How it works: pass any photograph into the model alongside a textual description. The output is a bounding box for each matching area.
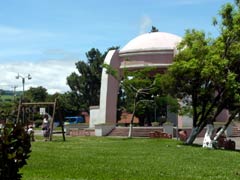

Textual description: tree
[46,92,80,117]
[0,101,16,121]
[150,26,159,32]
[57,92,82,116]
[211,0,240,142]
[67,47,118,112]
[103,64,178,137]
[123,68,156,137]
[0,123,31,180]
[25,86,48,102]
[166,0,240,145]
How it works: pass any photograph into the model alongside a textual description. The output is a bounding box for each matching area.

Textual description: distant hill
[0,89,22,96]
[0,89,22,102]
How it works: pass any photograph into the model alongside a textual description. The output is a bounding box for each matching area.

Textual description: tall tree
[25,86,48,102]
[166,0,240,145]
[46,92,80,117]
[67,47,118,112]
[211,0,240,142]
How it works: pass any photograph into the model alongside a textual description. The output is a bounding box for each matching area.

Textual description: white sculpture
[202,124,214,148]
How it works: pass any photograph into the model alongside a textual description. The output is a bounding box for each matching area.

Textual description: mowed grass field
[21,136,240,180]
[0,95,14,101]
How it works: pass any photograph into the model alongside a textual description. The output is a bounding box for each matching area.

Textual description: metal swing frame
[17,99,65,141]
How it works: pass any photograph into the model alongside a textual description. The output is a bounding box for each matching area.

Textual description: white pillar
[89,50,121,127]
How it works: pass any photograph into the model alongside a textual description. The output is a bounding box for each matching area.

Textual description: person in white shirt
[42,114,50,141]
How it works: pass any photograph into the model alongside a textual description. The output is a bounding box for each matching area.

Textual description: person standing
[27,125,35,141]
[42,114,50,141]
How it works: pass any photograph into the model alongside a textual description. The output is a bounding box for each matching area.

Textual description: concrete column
[89,50,121,127]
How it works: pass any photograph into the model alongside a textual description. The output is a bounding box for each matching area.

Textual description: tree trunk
[128,98,137,138]
[213,110,238,141]
[128,123,133,138]
[213,126,226,141]
[213,116,234,141]
[128,106,136,138]
[185,127,200,145]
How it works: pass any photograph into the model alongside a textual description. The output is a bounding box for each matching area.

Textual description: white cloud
[0,60,77,94]
[0,24,57,44]
[139,15,152,34]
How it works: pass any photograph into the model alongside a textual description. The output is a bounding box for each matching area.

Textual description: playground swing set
[17,99,65,141]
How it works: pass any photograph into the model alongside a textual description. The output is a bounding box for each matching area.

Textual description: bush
[151,122,159,126]
[0,123,31,180]
[34,119,43,128]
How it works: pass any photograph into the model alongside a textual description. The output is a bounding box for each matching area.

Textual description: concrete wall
[89,50,121,128]
[120,52,174,64]
[89,106,100,128]
[167,111,178,126]
[178,115,193,128]
[216,109,229,122]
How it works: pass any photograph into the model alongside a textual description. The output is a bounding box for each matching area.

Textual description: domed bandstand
[88,31,236,137]
[89,32,185,134]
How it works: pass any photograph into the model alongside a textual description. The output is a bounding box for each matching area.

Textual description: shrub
[34,119,43,128]
[151,122,159,126]
[0,123,31,180]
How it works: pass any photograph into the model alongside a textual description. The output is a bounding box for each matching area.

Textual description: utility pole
[12,85,18,101]
[16,73,32,124]
[16,73,32,99]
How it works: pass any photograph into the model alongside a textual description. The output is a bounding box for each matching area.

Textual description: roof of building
[120,32,182,54]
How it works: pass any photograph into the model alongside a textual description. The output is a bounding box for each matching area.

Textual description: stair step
[108,127,164,137]
[232,127,240,137]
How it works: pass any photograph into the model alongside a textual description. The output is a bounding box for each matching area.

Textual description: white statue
[202,124,214,148]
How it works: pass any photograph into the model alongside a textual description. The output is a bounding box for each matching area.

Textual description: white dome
[120,32,182,54]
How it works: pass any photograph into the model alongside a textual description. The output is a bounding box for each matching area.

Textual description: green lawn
[0,94,14,101]
[21,136,240,180]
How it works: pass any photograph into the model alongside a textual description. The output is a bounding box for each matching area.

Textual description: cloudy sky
[0,0,231,94]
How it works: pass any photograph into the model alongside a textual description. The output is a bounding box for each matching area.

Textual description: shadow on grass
[181,141,240,152]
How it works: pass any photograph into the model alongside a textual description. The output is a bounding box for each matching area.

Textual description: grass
[0,94,14,101]
[21,136,240,180]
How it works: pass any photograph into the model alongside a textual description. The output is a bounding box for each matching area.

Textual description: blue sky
[0,0,232,93]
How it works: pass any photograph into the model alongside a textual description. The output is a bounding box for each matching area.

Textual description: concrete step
[232,127,240,137]
[109,127,164,137]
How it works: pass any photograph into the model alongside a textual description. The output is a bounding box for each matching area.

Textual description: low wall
[163,124,173,136]
[69,128,95,136]
[64,123,89,135]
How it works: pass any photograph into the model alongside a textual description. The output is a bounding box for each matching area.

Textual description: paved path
[34,130,43,135]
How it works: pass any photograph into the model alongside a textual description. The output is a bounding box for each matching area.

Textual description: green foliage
[0,123,31,180]
[122,68,179,124]
[165,0,240,144]
[25,86,48,102]
[21,137,240,180]
[34,119,43,128]
[67,48,115,111]
[56,92,81,116]
[1,95,14,102]
[102,63,119,80]
[0,101,17,121]
[103,64,179,125]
